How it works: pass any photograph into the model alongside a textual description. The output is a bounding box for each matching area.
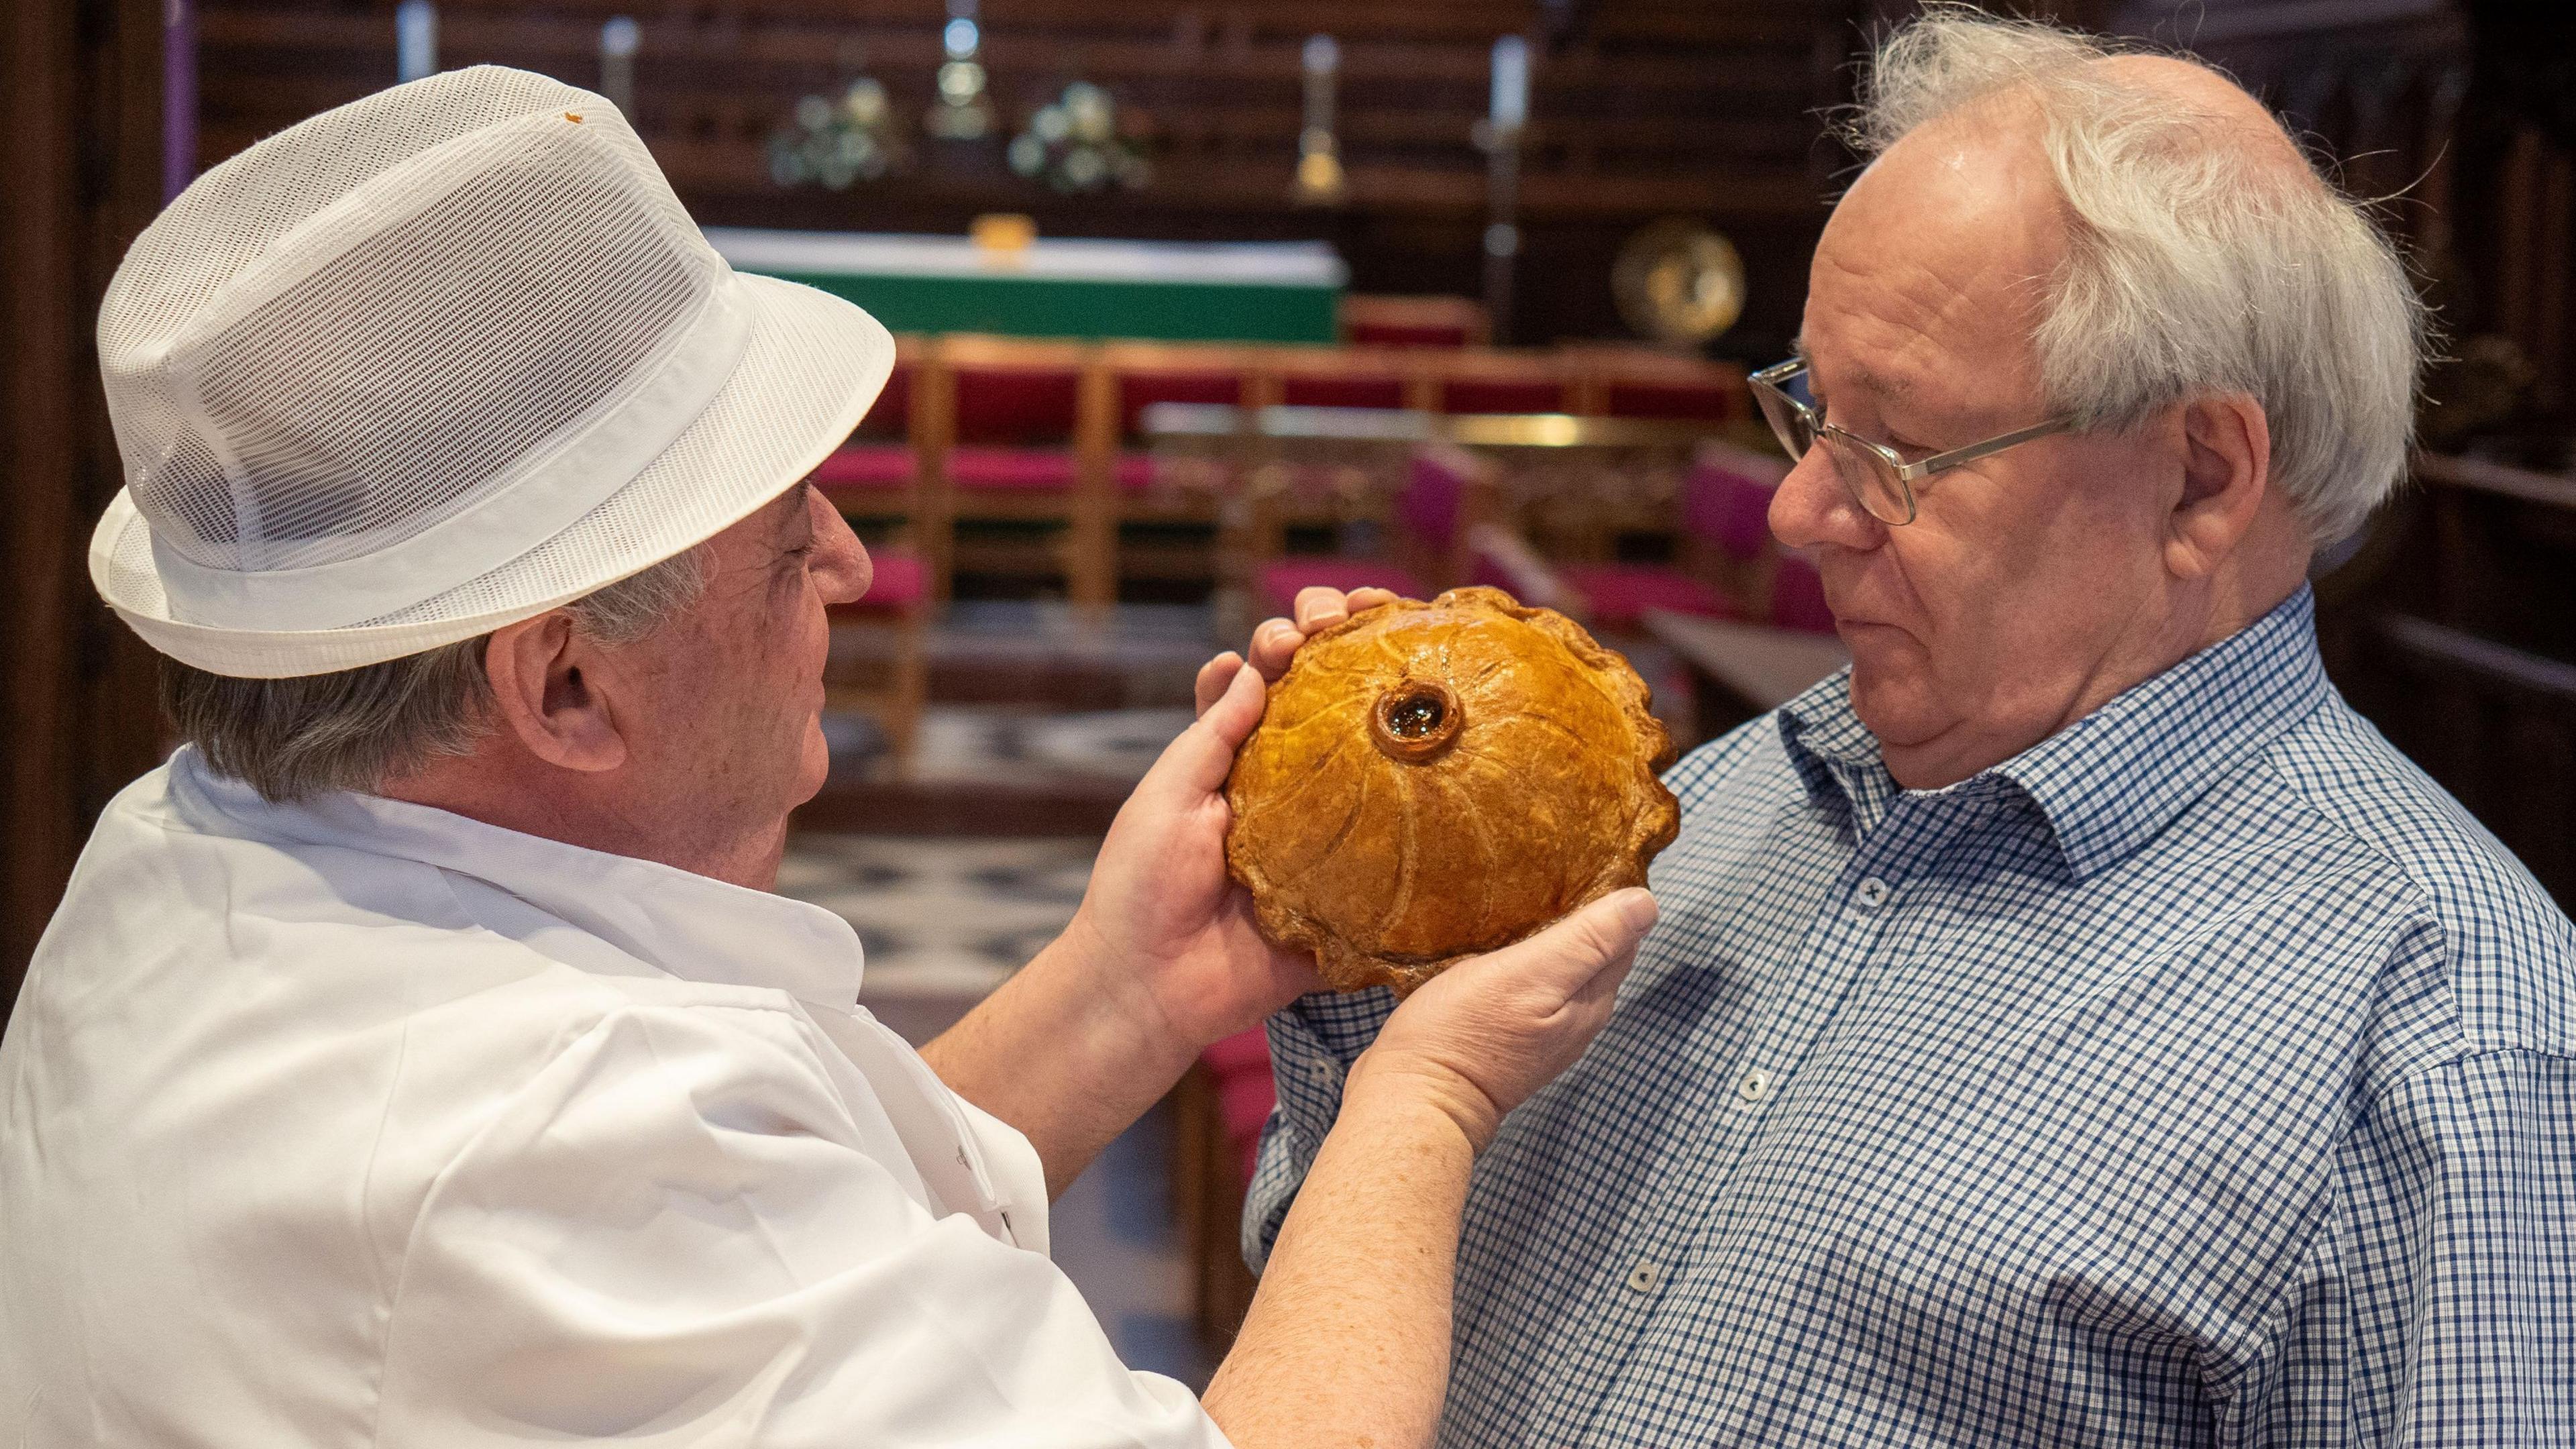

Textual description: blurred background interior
[5,0,2572,1391]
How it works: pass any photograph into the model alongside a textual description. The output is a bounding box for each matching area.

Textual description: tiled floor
[778,828,1218,1391]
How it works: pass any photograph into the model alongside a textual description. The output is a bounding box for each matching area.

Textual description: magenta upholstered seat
[1200,1028,1277,1189]
[835,546,928,611]
[1681,445,1789,563]
[812,444,916,499]
[1553,563,1735,630]
[949,446,1077,492]
[1256,558,1431,616]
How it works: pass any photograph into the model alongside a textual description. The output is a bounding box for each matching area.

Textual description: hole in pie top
[1385,692,1446,739]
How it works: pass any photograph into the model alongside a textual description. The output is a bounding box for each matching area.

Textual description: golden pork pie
[1225,587,1679,993]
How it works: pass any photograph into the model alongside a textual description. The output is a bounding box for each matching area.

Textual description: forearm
[1201,1073,1477,1449]
[919,920,1194,1198]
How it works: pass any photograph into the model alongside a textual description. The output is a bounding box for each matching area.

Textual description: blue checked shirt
[1247,588,2576,1446]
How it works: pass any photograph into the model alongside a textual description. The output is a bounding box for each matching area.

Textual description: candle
[395,0,436,83]
[1489,34,1528,133]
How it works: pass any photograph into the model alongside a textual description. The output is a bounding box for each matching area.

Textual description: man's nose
[810,494,873,607]
[1768,447,1885,555]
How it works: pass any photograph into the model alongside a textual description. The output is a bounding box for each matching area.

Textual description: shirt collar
[165,748,865,1004]
[1779,586,2329,881]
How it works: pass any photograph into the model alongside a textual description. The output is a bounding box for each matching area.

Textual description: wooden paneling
[2,0,170,1016]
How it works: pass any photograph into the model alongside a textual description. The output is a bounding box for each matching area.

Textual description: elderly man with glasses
[1255,13,2576,1447]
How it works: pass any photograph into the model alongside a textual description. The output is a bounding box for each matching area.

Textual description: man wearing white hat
[0,67,1657,1448]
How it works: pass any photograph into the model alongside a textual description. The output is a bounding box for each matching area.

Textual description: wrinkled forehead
[1803,109,2064,416]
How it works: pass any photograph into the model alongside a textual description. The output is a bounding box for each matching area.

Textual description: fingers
[1139,654,1271,804]
[1195,651,1242,718]
[1293,587,1353,633]
[1246,617,1303,681]
[1245,588,1399,683]
[1482,889,1658,1001]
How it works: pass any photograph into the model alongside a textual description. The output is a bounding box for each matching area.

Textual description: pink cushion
[812,444,915,498]
[1201,1026,1270,1076]
[1220,1072,1277,1187]
[1682,452,1787,562]
[1258,559,1430,617]
[951,446,1076,491]
[1396,450,1469,551]
[949,449,1159,492]
[1554,564,1734,630]
[1770,555,1836,633]
[833,547,927,612]
[1201,1027,1277,1189]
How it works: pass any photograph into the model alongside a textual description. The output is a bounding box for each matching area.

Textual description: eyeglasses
[1748,358,2073,526]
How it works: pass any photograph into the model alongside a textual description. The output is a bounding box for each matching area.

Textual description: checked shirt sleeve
[2244,1049,2576,1446]
[1240,986,1399,1273]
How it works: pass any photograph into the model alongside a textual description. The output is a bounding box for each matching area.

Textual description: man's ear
[2166,390,2272,580]
[482,611,629,773]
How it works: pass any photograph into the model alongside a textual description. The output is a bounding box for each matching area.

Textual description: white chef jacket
[0,749,1228,1448]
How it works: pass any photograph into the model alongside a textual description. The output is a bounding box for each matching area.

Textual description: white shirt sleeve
[373,1000,1228,1448]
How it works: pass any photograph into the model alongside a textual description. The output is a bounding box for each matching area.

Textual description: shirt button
[1854,876,1892,910]
[1735,1067,1771,1104]
[1625,1260,1661,1293]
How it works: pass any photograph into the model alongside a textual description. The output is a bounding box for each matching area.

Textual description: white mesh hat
[90,65,894,678]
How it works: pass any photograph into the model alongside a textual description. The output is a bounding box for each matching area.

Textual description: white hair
[1849,7,2428,545]
[165,544,708,802]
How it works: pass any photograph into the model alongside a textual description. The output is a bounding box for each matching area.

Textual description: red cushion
[1281,374,1408,410]
[1257,559,1430,616]
[1554,564,1735,630]
[954,366,1081,444]
[1115,453,1157,491]
[1118,370,1243,435]
[1440,376,1565,415]
[1770,555,1836,633]
[1349,320,1473,349]
[1605,378,1734,423]
[831,547,928,613]
[951,446,1076,491]
[851,362,912,440]
[812,444,915,500]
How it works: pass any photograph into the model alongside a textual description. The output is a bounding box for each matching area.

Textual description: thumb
[1136,655,1270,805]
[1480,888,1658,998]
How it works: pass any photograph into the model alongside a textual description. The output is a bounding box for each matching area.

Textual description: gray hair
[1849,7,2428,545]
[164,545,708,802]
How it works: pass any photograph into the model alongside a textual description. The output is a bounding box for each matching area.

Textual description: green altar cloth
[704,229,1345,343]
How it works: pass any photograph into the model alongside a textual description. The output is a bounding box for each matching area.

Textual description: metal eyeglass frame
[1748,358,2074,526]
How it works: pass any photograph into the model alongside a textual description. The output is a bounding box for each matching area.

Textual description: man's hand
[1065,586,1401,1054]
[1353,888,1658,1150]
